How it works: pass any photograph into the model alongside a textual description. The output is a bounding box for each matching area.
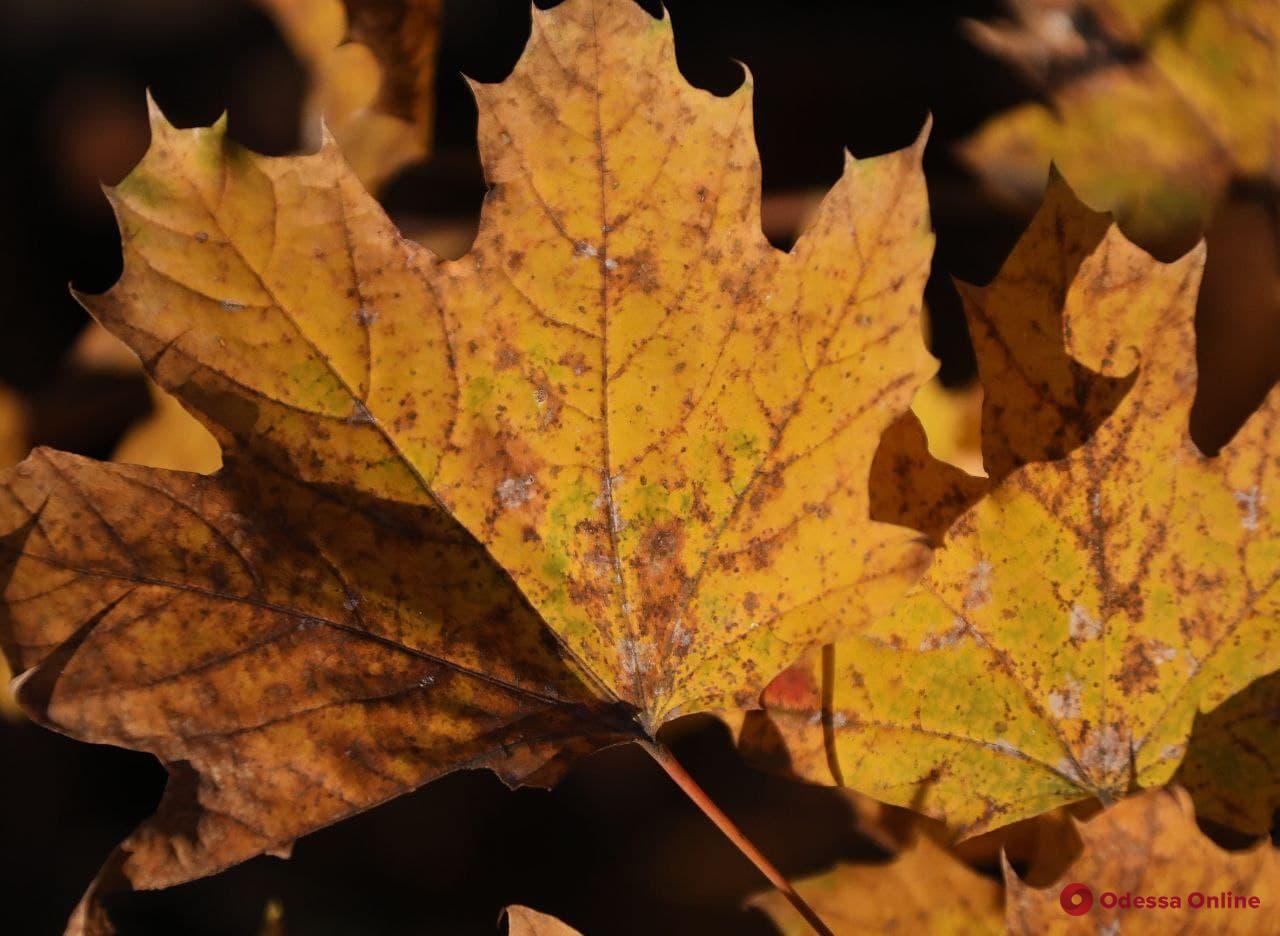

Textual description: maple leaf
[960,0,1279,248]
[76,0,933,729]
[505,905,582,936]
[867,172,1140,550]
[257,0,442,191]
[1005,788,1280,933]
[0,0,935,927]
[2,451,630,919]
[750,836,1004,935]
[743,177,1280,835]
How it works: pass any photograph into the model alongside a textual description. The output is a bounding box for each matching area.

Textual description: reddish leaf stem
[639,739,835,936]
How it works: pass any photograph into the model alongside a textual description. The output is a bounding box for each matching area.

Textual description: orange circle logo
[1060,882,1094,916]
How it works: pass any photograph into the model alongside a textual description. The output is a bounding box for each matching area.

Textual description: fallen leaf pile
[2,0,1278,933]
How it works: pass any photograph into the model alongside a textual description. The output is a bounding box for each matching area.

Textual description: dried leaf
[1,450,630,926]
[750,836,1003,935]
[1005,788,1280,934]
[0,0,937,926]
[951,804,1085,879]
[961,0,1280,248]
[258,0,442,191]
[736,693,1088,862]
[505,905,583,936]
[956,177,1137,484]
[68,321,144,376]
[869,409,987,546]
[749,179,1280,836]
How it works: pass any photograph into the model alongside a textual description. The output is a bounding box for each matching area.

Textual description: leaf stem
[639,739,835,936]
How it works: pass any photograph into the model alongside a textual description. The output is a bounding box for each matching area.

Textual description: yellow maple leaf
[961,0,1279,249]
[258,0,442,192]
[79,0,935,731]
[747,177,1280,836]
[0,1,935,928]
[751,836,1004,935]
[1005,788,1279,934]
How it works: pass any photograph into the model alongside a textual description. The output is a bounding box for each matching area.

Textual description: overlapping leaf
[258,0,442,191]
[2,451,631,914]
[758,789,1279,935]
[751,836,1003,935]
[962,0,1279,248]
[869,175,1136,543]
[75,0,934,729]
[746,179,1280,835]
[1005,788,1280,934]
[112,385,223,473]
[0,0,938,926]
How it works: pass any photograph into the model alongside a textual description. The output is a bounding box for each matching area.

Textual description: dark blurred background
[0,0,1269,933]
